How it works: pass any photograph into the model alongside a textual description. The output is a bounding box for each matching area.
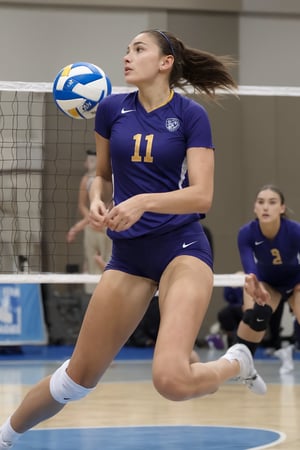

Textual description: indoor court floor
[0,346,299,450]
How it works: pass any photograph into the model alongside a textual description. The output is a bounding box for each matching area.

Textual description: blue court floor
[1,345,299,449]
[11,425,285,450]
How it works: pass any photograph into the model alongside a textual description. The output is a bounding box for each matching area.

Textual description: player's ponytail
[178,46,237,97]
[147,29,237,97]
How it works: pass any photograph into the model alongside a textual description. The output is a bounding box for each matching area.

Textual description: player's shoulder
[238,220,261,246]
[172,93,211,132]
[239,219,257,234]
[95,91,137,131]
[282,217,300,233]
[174,91,208,114]
[98,91,136,110]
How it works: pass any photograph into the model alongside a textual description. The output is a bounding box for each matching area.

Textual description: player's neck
[138,87,173,112]
[259,218,281,239]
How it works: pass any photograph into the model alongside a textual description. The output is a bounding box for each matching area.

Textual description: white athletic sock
[0,417,22,446]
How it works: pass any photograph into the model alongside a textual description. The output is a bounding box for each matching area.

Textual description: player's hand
[244,273,270,305]
[89,199,107,230]
[66,228,76,243]
[104,196,144,232]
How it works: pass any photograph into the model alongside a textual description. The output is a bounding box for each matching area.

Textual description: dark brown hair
[144,29,237,97]
[256,184,285,205]
[256,184,288,217]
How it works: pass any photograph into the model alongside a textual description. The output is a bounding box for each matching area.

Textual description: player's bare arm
[244,273,271,305]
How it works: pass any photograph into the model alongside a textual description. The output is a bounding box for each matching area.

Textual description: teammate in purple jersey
[0,30,265,449]
[236,184,300,374]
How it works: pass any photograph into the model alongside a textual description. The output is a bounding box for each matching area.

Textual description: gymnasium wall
[1,1,300,86]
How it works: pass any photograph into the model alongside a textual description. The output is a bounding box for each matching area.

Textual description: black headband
[155,30,175,57]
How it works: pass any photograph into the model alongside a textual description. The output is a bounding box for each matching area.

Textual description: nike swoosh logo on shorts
[121,107,136,114]
[182,241,197,248]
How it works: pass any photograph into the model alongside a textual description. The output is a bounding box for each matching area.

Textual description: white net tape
[1,82,300,96]
[0,273,245,286]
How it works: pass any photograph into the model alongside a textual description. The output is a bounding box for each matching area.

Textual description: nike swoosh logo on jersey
[121,108,136,114]
[182,241,197,248]
[256,318,264,322]
[255,241,264,246]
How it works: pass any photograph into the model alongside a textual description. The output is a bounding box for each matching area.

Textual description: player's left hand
[89,199,108,230]
[244,273,271,305]
[104,196,144,232]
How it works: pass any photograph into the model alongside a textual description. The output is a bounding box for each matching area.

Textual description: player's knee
[243,303,273,332]
[49,360,96,404]
[152,364,189,401]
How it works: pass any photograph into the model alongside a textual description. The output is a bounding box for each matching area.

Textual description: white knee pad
[49,359,96,404]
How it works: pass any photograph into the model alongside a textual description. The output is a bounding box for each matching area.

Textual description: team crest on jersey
[165,118,180,132]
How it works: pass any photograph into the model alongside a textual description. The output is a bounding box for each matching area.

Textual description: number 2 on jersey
[271,248,282,265]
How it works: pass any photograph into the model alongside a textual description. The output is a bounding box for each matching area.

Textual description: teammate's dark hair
[257,184,285,205]
[145,29,237,97]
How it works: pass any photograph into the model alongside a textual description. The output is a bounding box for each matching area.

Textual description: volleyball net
[1,82,300,286]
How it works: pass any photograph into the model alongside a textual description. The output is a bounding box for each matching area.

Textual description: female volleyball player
[235,184,300,374]
[0,30,266,449]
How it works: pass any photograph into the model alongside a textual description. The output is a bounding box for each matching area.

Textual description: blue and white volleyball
[52,62,112,119]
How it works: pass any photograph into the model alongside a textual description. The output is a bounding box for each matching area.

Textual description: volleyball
[52,62,112,119]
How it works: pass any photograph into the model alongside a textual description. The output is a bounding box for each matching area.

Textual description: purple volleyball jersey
[95,90,214,239]
[238,218,300,291]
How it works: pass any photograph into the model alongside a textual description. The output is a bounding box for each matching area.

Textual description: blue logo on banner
[0,285,22,334]
[0,284,47,344]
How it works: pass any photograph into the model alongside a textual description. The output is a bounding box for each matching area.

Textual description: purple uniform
[94,90,214,281]
[238,218,300,297]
